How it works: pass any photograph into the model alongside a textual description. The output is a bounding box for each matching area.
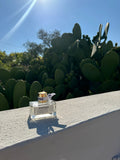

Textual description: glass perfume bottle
[29,91,56,120]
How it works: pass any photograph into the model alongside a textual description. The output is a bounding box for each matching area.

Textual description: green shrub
[0,93,9,111]
[30,81,42,101]
[13,80,26,108]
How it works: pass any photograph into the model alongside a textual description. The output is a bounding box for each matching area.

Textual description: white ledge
[0,90,120,150]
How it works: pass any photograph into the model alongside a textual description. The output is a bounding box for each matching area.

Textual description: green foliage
[13,80,26,108]
[0,23,120,105]
[66,92,73,99]
[0,68,10,83]
[106,41,113,51]
[44,78,56,87]
[25,70,37,84]
[68,76,78,89]
[41,72,48,85]
[25,81,31,97]
[0,93,9,111]
[101,51,119,79]
[72,23,82,40]
[6,79,17,108]
[43,86,54,93]
[18,96,30,108]
[80,59,101,81]
[10,67,25,80]
[55,69,65,85]
[30,81,42,101]
[73,88,84,97]
[0,84,5,95]
[54,63,67,75]
[54,84,66,100]
[97,80,120,93]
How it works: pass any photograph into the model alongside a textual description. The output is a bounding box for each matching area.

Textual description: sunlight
[10,0,33,19]
[1,0,37,41]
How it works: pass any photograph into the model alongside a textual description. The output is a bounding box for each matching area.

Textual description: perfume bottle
[29,91,56,120]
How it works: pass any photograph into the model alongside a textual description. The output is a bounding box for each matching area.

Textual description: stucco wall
[1,109,120,160]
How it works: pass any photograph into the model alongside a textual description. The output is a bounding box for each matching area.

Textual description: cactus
[18,96,30,108]
[80,58,101,81]
[13,80,26,108]
[97,80,120,93]
[43,86,54,93]
[25,70,37,84]
[0,84,5,95]
[0,93,9,111]
[54,84,66,100]
[72,23,82,40]
[55,69,65,85]
[73,88,84,97]
[30,81,42,101]
[0,68,10,83]
[41,72,48,85]
[61,33,74,50]
[106,40,113,51]
[6,79,17,108]
[101,50,119,79]
[66,93,73,99]
[44,78,56,87]
[54,63,67,74]
[68,76,78,90]
[10,67,23,79]
[14,70,25,80]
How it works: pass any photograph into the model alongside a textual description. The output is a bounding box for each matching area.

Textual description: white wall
[1,109,120,160]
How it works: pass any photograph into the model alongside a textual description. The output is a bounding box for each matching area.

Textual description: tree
[38,29,60,47]
[24,42,44,57]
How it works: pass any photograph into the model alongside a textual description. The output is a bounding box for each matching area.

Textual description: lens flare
[1,0,37,41]
[10,0,33,19]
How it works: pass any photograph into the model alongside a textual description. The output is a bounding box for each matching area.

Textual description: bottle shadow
[27,116,67,136]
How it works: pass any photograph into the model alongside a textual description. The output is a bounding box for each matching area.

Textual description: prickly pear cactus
[101,50,119,79]
[43,86,54,93]
[80,58,101,81]
[72,23,82,40]
[6,79,17,108]
[13,80,26,108]
[66,92,73,99]
[0,68,10,83]
[10,67,25,80]
[18,96,30,108]
[30,81,42,101]
[97,80,120,93]
[55,69,65,85]
[0,93,9,111]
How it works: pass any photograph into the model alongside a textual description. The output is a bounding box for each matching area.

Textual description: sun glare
[1,0,37,41]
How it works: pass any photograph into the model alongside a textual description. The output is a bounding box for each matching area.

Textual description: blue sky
[0,0,120,54]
